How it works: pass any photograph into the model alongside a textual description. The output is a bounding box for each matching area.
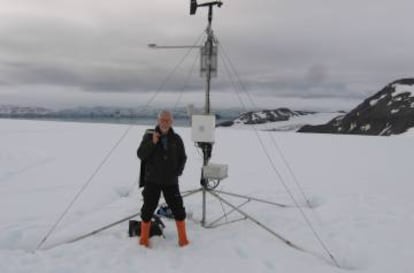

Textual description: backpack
[156,203,174,219]
[128,215,165,238]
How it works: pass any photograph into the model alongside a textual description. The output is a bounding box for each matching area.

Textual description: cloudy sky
[1,0,414,111]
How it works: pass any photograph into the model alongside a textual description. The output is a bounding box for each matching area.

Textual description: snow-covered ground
[0,118,413,273]
[231,112,340,131]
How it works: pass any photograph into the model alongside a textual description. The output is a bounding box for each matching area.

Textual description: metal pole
[201,4,215,227]
[201,186,207,226]
[204,5,214,115]
[201,144,210,227]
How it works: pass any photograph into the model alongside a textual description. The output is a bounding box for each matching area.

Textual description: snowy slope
[231,112,340,131]
[0,118,413,273]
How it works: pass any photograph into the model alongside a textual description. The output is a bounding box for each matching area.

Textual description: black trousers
[141,182,186,222]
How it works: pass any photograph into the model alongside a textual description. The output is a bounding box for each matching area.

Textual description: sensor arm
[148,44,202,49]
[197,1,223,8]
[190,1,223,16]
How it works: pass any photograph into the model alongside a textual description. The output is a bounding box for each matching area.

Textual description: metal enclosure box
[203,163,228,180]
[191,115,216,143]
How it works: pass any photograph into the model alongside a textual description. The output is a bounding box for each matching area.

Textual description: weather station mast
[149,1,296,238]
[149,1,226,227]
[189,0,226,227]
[191,0,222,114]
[149,1,300,241]
[34,2,339,266]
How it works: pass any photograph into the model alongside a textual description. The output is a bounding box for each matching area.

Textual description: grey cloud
[1,0,414,109]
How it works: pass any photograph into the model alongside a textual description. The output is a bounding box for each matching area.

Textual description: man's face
[158,113,173,134]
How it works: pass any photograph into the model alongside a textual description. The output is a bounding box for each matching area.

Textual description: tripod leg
[181,188,203,198]
[206,199,250,228]
[201,187,207,227]
[214,189,289,207]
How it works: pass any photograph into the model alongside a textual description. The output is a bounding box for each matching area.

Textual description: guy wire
[128,30,205,194]
[36,31,205,251]
[218,42,339,267]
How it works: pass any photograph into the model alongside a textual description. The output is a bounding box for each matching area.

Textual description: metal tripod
[186,1,294,237]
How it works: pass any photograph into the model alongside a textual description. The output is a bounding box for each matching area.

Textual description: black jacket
[138,126,187,187]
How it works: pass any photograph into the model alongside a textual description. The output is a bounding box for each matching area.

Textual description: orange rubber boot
[139,221,151,247]
[176,220,189,247]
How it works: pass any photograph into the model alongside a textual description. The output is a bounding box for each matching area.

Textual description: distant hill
[298,78,414,136]
[217,108,316,127]
[0,105,240,125]
[0,105,51,117]
[0,105,163,119]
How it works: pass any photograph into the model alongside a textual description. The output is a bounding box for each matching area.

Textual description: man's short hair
[158,110,173,120]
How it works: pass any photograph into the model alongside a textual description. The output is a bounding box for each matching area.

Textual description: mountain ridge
[298,78,414,135]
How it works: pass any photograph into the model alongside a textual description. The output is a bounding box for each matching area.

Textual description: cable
[219,43,311,201]
[127,31,205,193]
[36,31,206,251]
[219,42,314,206]
[35,126,132,251]
[41,81,165,249]
[218,42,339,267]
[173,52,200,110]
[157,32,203,99]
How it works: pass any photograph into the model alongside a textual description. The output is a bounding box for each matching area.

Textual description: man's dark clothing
[141,183,185,221]
[137,126,187,222]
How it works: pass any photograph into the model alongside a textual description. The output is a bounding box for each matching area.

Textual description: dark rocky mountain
[217,108,315,127]
[298,78,414,136]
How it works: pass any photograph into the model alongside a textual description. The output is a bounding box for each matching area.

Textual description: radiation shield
[200,44,218,78]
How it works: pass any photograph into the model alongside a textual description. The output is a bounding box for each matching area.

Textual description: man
[137,110,189,247]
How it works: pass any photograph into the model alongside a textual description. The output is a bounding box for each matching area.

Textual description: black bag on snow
[128,215,165,238]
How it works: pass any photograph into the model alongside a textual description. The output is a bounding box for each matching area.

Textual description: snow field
[0,118,413,273]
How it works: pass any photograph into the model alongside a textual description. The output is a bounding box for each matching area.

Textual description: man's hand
[152,132,160,144]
